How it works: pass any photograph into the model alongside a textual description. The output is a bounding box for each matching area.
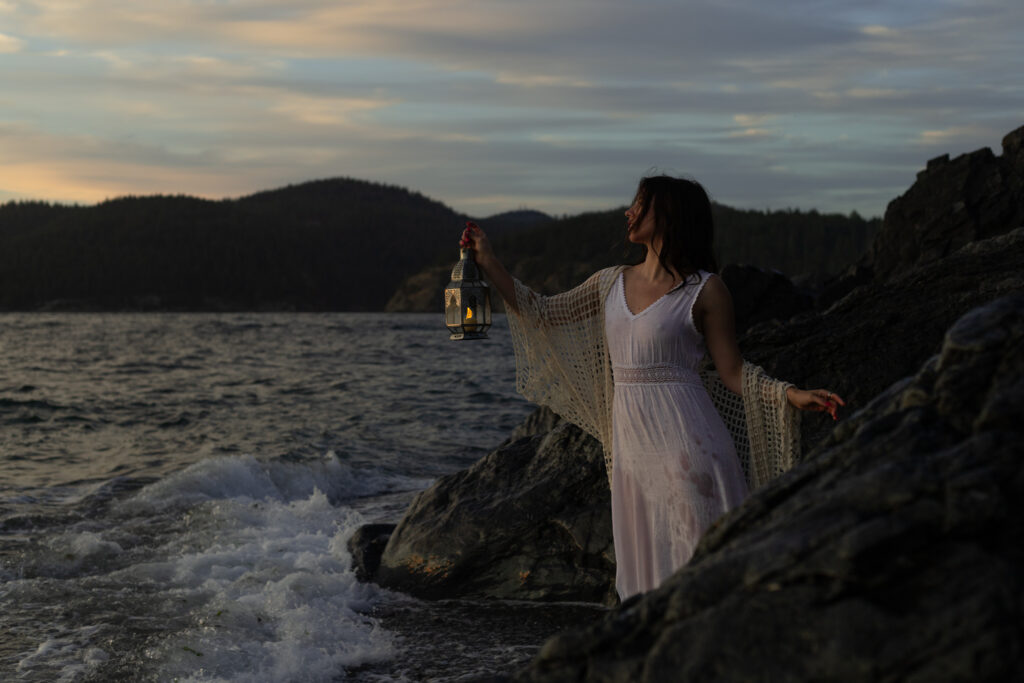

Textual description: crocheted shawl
[506,265,800,490]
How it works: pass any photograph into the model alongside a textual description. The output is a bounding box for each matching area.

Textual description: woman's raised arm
[460,222,517,313]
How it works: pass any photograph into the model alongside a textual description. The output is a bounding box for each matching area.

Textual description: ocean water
[0,313,604,681]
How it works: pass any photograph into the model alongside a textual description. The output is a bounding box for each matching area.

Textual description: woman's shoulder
[693,271,731,305]
[588,265,627,284]
[601,265,629,276]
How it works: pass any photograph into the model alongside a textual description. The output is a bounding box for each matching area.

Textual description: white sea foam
[119,452,429,514]
[15,625,106,683]
[113,487,396,681]
[9,458,405,681]
[54,530,124,560]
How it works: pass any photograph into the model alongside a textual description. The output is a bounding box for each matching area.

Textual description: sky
[0,0,1021,219]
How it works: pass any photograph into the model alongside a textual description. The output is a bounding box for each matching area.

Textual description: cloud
[917,125,992,145]
[0,32,25,52]
[733,114,776,128]
[263,91,399,127]
[861,25,899,37]
[727,128,775,141]
[494,73,594,89]
[0,122,243,203]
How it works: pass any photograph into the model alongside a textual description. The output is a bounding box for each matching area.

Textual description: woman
[460,175,844,600]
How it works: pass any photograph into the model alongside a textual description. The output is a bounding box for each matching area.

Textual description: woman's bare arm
[697,274,744,395]
[697,274,846,419]
[460,222,605,322]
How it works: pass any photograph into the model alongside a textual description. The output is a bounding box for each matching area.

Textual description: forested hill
[0,177,876,311]
[0,178,545,311]
[467,203,878,296]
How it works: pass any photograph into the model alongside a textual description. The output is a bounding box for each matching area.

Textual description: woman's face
[625,195,656,246]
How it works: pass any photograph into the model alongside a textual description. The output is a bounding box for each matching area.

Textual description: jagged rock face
[374,421,617,604]
[870,124,1024,282]
[719,264,814,334]
[517,294,1024,683]
[744,227,1024,453]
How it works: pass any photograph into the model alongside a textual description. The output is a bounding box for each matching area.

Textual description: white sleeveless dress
[605,270,749,599]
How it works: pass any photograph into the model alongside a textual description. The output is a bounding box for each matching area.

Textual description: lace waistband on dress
[613,364,702,386]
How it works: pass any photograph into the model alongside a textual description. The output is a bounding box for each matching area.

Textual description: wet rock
[517,294,1024,683]
[374,421,616,604]
[347,523,396,582]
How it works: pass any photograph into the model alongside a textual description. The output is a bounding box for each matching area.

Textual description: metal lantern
[445,247,492,340]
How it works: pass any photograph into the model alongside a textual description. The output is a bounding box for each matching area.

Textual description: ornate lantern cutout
[445,247,492,340]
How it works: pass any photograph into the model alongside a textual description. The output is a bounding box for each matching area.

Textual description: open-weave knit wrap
[506,266,800,491]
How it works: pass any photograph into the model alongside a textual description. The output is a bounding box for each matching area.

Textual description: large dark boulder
[743,227,1024,452]
[373,420,616,604]
[869,125,1024,282]
[517,293,1024,682]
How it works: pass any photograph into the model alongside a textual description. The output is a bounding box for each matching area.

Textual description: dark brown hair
[632,175,718,283]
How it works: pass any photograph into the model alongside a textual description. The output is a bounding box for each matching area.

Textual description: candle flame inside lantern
[466,306,474,320]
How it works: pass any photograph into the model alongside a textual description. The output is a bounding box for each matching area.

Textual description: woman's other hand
[785,387,846,421]
[460,222,496,266]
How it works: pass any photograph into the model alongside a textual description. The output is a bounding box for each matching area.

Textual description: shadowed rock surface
[347,523,396,582]
[515,293,1024,682]
[719,264,814,334]
[373,421,616,604]
[744,227,1024,452]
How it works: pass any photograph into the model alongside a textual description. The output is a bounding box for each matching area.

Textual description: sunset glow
[1,0,1021,216]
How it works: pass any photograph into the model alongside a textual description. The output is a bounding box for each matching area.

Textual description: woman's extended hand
[457,221,516,310]
[459,221,496,267]
[785,387,846,421]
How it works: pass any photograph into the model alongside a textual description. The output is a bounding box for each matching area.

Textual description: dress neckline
[618,270,688,318]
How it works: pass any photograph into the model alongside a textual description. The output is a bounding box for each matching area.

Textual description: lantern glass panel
[463,291,480,332]
[444,247,491,340]
[445,289,462,328]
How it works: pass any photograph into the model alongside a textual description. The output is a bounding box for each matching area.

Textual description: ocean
[0,313,606,682]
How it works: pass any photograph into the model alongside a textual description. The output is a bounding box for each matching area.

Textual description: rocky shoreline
[349,125,1024,680]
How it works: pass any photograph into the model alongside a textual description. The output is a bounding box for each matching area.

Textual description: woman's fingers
[460,222,483,248]
[806,389,843,420]
[822,391,841,420]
